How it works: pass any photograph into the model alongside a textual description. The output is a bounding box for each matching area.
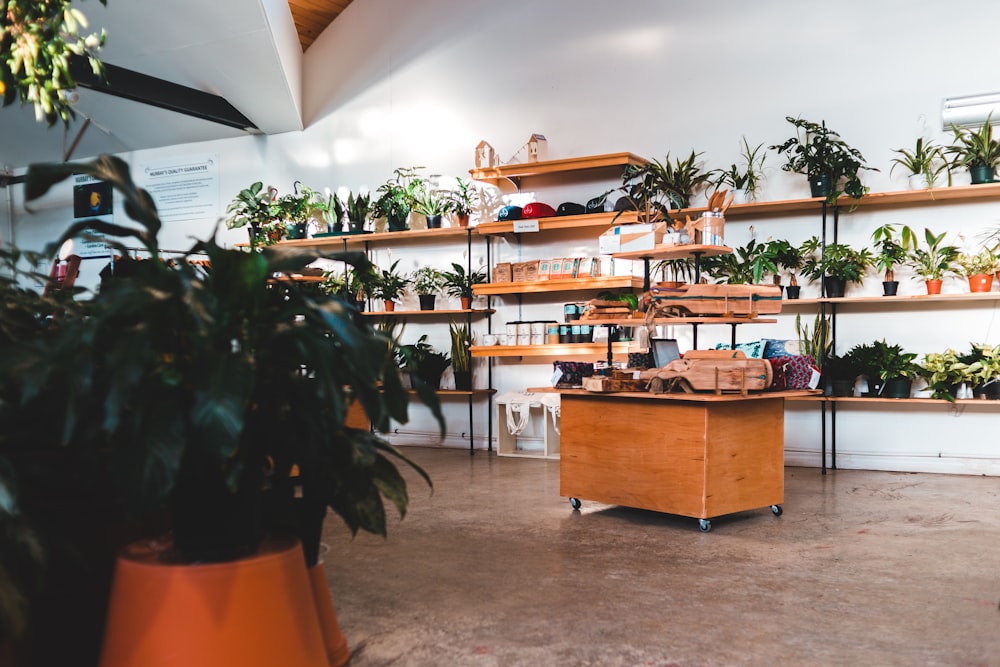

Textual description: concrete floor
[321,447,1000,667]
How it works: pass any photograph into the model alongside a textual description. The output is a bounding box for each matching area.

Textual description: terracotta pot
[460,296,472,310]
[967,273,993,293]
[925,279,943,295]
[456,213,470,228]
[99,537,333,667]
[384,299,396,312]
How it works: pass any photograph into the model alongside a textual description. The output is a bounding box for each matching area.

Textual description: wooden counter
[557,389,816,530]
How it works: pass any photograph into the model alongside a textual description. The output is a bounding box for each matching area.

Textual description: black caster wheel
[770,504,783,516]
[698,519,711,532]
[569,497,582,510]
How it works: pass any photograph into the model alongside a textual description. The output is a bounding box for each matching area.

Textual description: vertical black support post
[821,400,828,475]
[831,401,838,470]
[730,324,738,349]
[642,258,651,291]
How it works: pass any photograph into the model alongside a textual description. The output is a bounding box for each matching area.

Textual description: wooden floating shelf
[582,317,778,326]
[273,226,473,249]
[471,342,631,358]
[768,292,1000,307]
[472,275,643,295]
[469,151,648,183]
[611,244,733,262]
[788,395,1000,406]
[362,309,494,317]
[475,211,638,236]
[408,389,497,397]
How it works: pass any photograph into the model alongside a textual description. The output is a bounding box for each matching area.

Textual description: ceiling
[0,0,354,171]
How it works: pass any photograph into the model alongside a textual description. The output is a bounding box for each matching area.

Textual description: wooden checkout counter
[555,388,817,531]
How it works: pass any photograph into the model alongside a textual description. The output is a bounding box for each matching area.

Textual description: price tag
[513,218,540,233]
[550,367,564,386]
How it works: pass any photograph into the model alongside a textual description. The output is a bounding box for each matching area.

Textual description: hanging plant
[1,0,108,126]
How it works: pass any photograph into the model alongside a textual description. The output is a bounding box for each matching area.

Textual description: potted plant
[440,262,488,310]
[795,312,832,373]
[916,348,975,401]
[946,114,1000,184]
[649,150,715,210]
[955,247,998,292]
[701,238,775,285]
[764,238,804,298]
[800,236,874,297]
[447,178,480,228]
[964,343,1000,399]
[449,321,474,390]
[4,155,441,665]
[320,264,376,310]
[770,116,876,203]
[372,166,426,232]
[713,137,767,203]
[822,352,863,397]
[226,181,283,248]
[906,227,959,294]
[890,137,950,189]
[396,334,450,390]
[411,184,452,229]
[410,265,445,310]
[654,257,695,286]
[275,181,317,239]
[869,339,919,398]
[333,190,371,233]
[870,223,914,296]
[371,259,410,311]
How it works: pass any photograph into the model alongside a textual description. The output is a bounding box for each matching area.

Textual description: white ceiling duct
[942,92,1000,129]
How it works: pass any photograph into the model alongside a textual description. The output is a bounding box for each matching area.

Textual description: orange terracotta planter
[925,279,943,295]
[99,537,342,667]
[968,273,993,292]
[383,299,396,312]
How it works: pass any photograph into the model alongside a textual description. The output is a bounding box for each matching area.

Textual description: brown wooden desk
[557,389,816,531]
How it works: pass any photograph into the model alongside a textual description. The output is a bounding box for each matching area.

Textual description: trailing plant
[440,262,487,300]
[1,0,107,126]
[890,137,950,186]
[906,227,959,281]
[713,137,767,199]
[954,248,998,277]
[799,236,874,285]
[770,116,876,203]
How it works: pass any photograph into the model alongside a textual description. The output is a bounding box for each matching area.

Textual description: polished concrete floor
[321,447,1000,667]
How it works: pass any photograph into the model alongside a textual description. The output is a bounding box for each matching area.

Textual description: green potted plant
[654,257,695,286]
[3,155,440,665]
[955,247,998,292]
[411,184,452,229]
[964,343,1000,399]
[0,0,106,127]
[916,348,975,401]
[440,262,488,310]
[770,116,876,203]
[333,190,371,233]
[275,181,317,239]
[906,227,959,294]
[371,259,410,311]
[410,265,445,310]
[795,312,832,373]
[763,238,804,298]
[372,166,426,232]
[449,321,474,390]
[890,137,950,189]
[800,236,874,297]
[868,339,919,398]
[946,114,1000,184]
[649,150,715,210]
[870,223,914,296]
[320,264,376,310]
[226,181,283,248]
[447,178,480,228]
[712,137,767,203]
[396,334,450,390]
[702,238,776,285]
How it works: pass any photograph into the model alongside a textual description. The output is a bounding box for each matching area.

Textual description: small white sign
[513,218,540,233]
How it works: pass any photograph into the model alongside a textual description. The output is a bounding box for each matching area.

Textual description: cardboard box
[619,222,666,252]
[512,260,540,282]
[493,262,512,283]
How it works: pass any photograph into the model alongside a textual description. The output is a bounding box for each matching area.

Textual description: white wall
[12,0,1000,472]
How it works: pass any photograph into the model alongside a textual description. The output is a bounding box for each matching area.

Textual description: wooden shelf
[611,244,733,262]
[582,316,778,326]
[772,292,1000,307]
[362,308,494,317]
[273,226,473,249]
[409,389,496,397]
[469,152,648,184]
[471,342,631,358]
[475,211,638,236]
[472,275,643,296]
[788,395,1000,406]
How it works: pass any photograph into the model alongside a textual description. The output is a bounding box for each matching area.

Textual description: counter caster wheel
[770,505,783,516]
[569,497,582,510]
[698,519,711,532]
